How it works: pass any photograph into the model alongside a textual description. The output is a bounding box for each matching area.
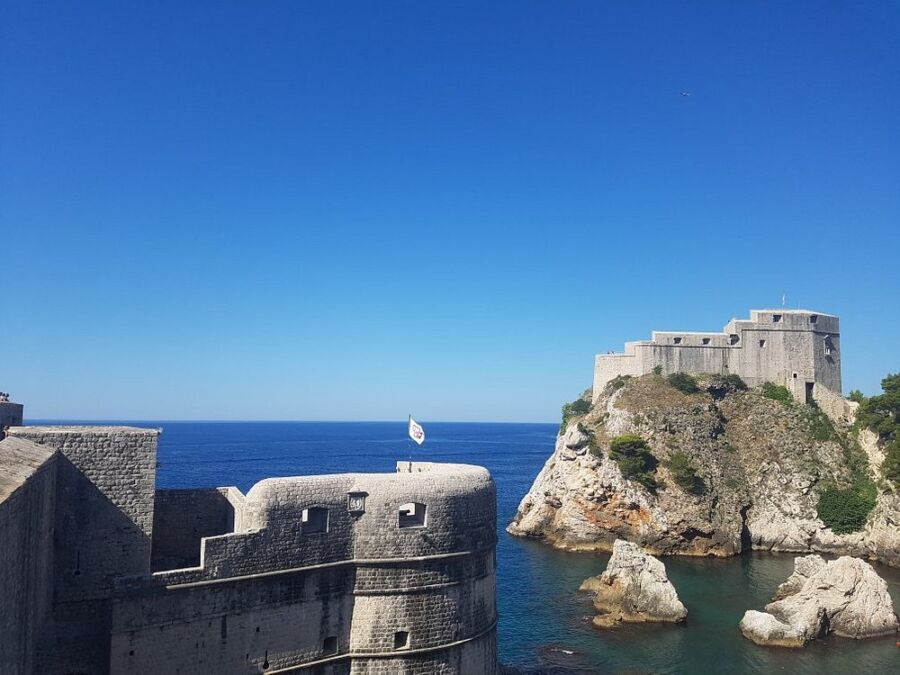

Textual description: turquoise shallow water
[48,420,899,673]
[504,541,900,673]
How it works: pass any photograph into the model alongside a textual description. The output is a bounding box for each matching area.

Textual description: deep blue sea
[44,421,900,673]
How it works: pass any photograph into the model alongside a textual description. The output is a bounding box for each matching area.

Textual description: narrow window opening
[805,382,815,404]
[673,337,682,345]
[220,615,227,640]
[301,507,329,534]
[73,549,81,576]
[729,334,740,345]
[262,650,270,670]
[394,631,410,650]
[399,502,427,528]
[824,336,835,356]
[701,338,710,345]
[792,372,798,379]
[759,339,766,348]
[129,650,134,657]
[323,636,338,655]
[773,314,782,323]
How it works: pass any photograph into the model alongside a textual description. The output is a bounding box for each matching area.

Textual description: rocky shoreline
[507,375,900,567]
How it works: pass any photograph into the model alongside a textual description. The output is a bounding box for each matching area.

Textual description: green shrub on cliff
[578,422,604,458]
[560,397,592,432]
[606,374,632,393]
[664,451,705,494]
[609,434,658,490]
[882,442,900,484]
[802,405,837,442]
[816,484,876,534]
[761,382,793,405]
[666,372,700,394]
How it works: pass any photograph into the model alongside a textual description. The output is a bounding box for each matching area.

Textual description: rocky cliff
[507,374,900,566]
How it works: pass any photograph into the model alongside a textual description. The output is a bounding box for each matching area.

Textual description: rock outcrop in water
[507,374,900,566]
[739,555,899,647]
[579,539,687,627]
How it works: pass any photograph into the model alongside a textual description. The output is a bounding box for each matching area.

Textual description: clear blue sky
[2,2,898,422]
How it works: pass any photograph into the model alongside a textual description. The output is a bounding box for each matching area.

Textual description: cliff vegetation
[508,372,900,567]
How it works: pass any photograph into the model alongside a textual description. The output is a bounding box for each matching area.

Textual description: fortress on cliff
[0,401,497,674]
[593,309,846,415]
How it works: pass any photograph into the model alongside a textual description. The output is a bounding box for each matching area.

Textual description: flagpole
[407,414,413,467]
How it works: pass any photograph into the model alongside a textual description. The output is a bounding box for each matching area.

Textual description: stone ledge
[267,619,498,673]
[7,425,160,435]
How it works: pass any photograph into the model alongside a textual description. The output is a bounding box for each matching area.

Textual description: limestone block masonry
[593,309,843,408]
[0,405,498,675]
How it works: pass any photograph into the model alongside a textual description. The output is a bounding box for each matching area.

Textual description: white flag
[408,416,425,445]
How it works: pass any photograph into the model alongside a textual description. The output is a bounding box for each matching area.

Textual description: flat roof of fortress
[245,461,492,502]
[750,308,836,317]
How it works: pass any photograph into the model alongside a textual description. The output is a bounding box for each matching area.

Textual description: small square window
[323,636,338,655]
[394,631,410,650]
[759,339,766,348]
[399,502,427,528]
[729,334,740,345]
[701,338,710,345]
[301,507,328,534]
[673,337,682,345]
[810,315,818,324]
[773,314,782,323]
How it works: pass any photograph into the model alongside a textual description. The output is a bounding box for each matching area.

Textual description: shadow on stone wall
[151,488,237,571]
[47,455,154,675]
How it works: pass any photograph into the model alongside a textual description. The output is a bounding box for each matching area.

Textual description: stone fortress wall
[0,399,497,675]
[593,309,846,417]
[0,434,55,675]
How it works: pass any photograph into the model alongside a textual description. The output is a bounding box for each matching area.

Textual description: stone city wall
[0,419,496,675]
[111,566,356,673]
[0,437,57,675]
[6,426,160,600]
[152,487,245,571]
[5,426,159,675]
[110,462,497,674]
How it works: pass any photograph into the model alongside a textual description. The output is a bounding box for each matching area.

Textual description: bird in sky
[680,91,692,97]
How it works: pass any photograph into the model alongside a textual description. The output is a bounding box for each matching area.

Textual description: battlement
[0,412,498,674]
[119,460,497,673]
[594,308,842,406]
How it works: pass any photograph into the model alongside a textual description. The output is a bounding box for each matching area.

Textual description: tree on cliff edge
[857,374,900,486]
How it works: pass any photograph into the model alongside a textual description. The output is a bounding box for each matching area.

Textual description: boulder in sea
[740,555,899,647]
[579,539,687,627]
